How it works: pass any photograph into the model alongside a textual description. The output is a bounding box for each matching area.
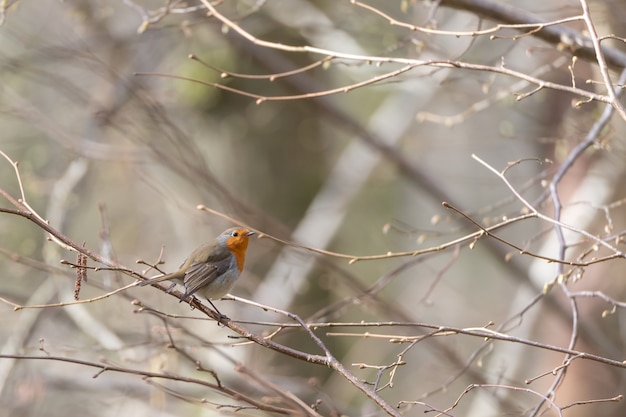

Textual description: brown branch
[194,0,612,105]
[221,297,403,417]
[136,61,421,105]
[0,205,143,282]
[353,0,582,39]
[189,53,334,81]
[325,325,626,369]
[438,0,626,70]
[0,354,293,415]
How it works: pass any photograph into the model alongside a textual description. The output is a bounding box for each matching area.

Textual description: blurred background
[1,1,626,416]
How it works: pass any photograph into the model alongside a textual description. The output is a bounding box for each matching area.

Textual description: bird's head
[218,227,255,270]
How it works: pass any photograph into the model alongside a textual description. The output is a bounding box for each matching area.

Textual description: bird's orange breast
[225,235,250,272]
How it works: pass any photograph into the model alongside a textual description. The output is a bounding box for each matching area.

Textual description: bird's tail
[137,272,180,287]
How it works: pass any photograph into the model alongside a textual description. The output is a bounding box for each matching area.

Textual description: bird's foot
[215,312,230,325]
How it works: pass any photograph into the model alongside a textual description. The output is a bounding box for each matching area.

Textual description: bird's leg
[180,294,228,323]
[165,283,177,293]
[207,299,229,323]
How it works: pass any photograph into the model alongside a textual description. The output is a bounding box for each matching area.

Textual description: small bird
[138,227,255,318]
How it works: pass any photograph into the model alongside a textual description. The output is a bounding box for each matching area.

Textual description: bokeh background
[1,1,626,416]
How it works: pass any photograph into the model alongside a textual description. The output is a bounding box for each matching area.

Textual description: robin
[137,227,255,318]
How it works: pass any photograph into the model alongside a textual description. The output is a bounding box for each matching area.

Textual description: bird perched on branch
[138,227,255,319]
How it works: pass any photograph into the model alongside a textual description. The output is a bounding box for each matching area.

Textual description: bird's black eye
[232,231,239,237]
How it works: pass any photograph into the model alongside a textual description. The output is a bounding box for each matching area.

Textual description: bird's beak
[245,230,256,237]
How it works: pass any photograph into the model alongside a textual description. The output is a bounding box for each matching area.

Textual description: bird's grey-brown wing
[179,256,232,301]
